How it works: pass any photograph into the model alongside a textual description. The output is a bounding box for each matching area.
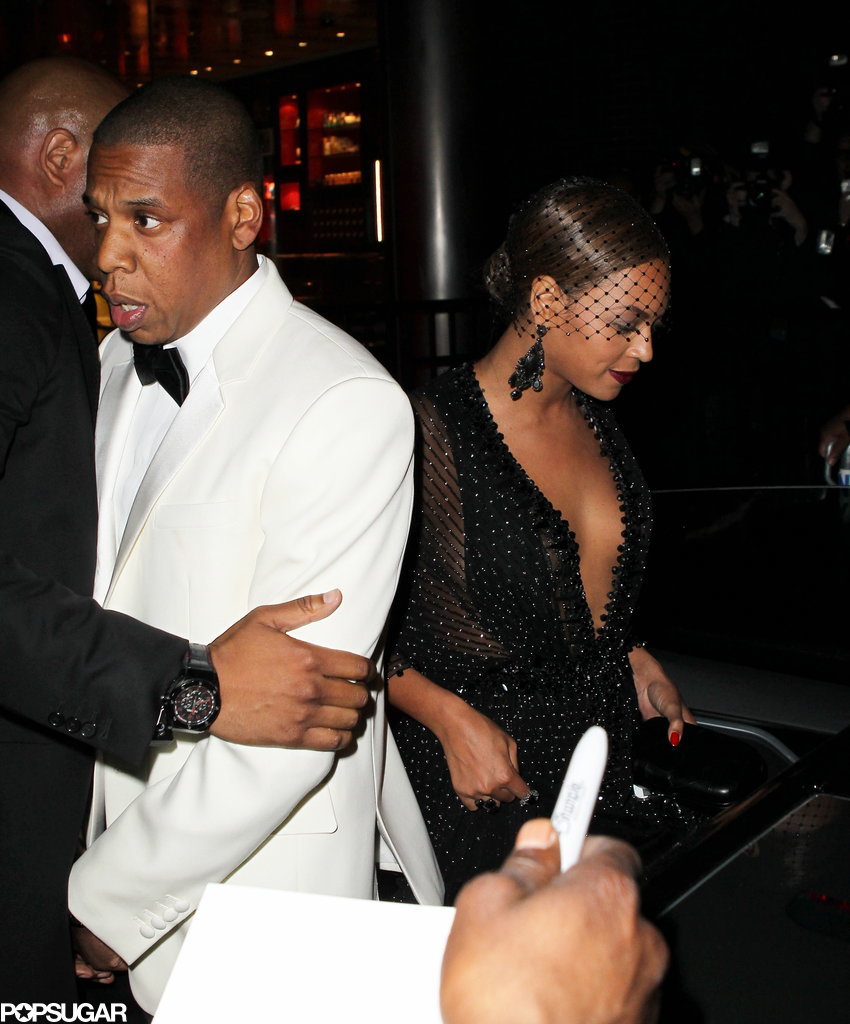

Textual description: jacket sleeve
[0,550,186,764]
[68,375,415,968]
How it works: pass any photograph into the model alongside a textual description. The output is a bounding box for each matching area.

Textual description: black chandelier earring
[509,323,548,400]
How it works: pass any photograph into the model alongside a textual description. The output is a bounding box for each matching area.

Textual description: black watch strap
[186,641,214,674]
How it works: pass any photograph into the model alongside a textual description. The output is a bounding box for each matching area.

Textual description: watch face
[172,681,219,729]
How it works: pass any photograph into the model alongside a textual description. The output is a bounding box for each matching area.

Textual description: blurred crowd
[614,54,850,488]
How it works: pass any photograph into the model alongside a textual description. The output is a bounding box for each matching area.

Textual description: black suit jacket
[0,199,185,1000]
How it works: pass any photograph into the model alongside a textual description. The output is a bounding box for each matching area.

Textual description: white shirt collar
[0,188,90,302]
[165,254,269,382]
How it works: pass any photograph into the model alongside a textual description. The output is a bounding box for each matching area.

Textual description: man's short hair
[93,75,263,211]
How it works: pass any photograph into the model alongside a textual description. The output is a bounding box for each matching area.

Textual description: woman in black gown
[388,177,699,905]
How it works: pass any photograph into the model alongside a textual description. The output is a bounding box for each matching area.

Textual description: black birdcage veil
[484,177,672,399]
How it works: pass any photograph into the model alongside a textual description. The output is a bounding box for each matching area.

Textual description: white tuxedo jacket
[68,263,443,1012]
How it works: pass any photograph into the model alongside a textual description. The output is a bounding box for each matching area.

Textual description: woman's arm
[389,667,530,809]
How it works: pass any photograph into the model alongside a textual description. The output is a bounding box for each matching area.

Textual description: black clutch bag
[633,718,769,812]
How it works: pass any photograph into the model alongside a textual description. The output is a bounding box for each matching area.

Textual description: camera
[818,54,848,129]
[745,174,774,212]
[662,155,704,196]
[816,229,835,256]
[741,140,776,218]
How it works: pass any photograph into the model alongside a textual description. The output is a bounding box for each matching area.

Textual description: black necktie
[133,343,190,406]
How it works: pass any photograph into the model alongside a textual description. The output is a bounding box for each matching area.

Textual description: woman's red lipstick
[609,370,636,385]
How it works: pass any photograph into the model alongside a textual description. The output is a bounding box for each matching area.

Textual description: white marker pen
[550,725,609,872]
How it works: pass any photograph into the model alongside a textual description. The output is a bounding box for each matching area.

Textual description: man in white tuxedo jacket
[68,76,442,1012]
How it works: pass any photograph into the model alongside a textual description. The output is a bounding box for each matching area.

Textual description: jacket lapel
[0,204,100,423]
[93,357,138,604]
[53,264,100,426]
[101,262,291,603]
[104,361,224,603]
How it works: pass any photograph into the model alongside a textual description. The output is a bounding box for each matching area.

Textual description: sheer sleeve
[388,392,508,684]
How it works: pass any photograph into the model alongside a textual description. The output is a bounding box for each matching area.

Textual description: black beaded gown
[388,363,696,905]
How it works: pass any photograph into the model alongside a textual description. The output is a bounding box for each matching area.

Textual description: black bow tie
[133,343,189,406]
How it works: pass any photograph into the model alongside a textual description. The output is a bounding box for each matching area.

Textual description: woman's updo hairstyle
[484,176,670,322]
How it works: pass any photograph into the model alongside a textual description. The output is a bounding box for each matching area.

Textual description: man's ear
[40,128,84,192]
[229,183,263,250]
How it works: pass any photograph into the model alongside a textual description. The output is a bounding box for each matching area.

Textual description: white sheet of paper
[153,882,456,1024]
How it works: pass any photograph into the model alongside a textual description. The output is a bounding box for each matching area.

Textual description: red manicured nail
[670,731,681,747]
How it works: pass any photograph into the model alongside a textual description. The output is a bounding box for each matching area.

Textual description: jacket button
[48,712,65,728]
[80,721,97,738]
[63,717,81,734]
[139,924,156,939]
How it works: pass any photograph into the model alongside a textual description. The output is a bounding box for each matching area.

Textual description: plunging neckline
[465,363,628,645]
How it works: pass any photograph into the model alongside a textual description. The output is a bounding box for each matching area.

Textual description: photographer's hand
[770,188,807,245]
[671,189,705,236]
[649,164,675,215]
[803,86,834,144]
[442,821,668,1024]
[724,181,746,227]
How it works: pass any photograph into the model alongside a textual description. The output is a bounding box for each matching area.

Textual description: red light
[805,890,850,913]
[58,33,73,46]
[280,182,300,212]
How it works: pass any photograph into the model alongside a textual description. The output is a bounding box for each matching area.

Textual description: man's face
[45,81,129,278]
[84,142,239,345]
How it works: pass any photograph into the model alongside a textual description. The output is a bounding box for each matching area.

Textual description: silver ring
[519,788,539,807]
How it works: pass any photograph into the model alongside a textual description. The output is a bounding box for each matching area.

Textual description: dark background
[429,2,841,259]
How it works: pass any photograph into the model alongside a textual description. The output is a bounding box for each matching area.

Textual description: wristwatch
[154,642,221,740]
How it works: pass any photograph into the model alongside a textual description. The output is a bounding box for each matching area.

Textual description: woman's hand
[628,647,696,746]
[436,703,530,811]
[388,666,531,810]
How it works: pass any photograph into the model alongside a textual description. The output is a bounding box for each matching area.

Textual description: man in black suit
[0,57,374,1002]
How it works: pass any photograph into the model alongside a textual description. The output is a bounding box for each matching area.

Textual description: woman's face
[542,258,671,401]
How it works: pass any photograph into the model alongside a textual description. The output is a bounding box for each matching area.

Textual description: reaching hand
[441,819,669,1024]
[629,647,696,746]
[209,590,372,751]
[437,703,530,810]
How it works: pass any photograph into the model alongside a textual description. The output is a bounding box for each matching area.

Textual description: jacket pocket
[154,501,241,529]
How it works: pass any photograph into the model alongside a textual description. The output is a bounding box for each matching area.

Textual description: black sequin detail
[388,363,699,905]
